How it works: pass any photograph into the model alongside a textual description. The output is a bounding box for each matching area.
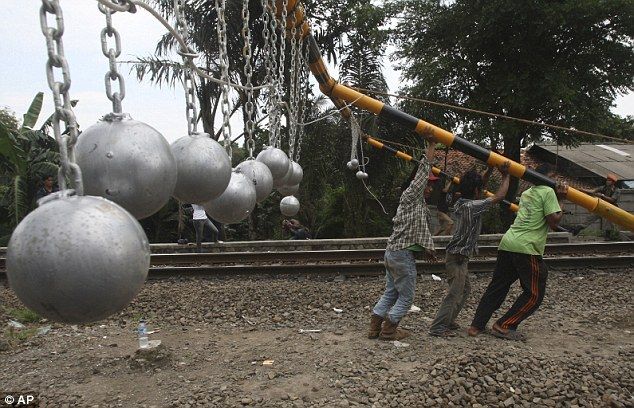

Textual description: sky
[0,0,632,145]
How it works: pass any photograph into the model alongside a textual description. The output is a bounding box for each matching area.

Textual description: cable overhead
[346,85,633,145]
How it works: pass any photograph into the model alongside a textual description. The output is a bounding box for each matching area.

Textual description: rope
[347,85,633,145]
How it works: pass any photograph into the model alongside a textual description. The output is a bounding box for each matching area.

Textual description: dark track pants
[471,250,548,331]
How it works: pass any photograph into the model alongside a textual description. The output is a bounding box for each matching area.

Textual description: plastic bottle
[138,319,149,349]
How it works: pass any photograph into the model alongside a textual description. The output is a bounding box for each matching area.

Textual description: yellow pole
[278,0,634,232]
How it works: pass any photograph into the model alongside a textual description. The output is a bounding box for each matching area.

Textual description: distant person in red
[282,219,311,240]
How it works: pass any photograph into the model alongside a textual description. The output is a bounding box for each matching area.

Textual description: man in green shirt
[468,164,568,340]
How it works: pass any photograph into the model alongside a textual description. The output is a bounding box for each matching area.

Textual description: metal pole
[276,0,634,232]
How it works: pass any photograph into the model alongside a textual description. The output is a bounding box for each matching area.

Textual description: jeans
[429,253,470,334]
[193,218,219,251]
[372,249,417,324]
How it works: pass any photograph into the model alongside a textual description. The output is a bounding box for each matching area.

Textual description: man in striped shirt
[429,163,510,337]
[368,141,436,341]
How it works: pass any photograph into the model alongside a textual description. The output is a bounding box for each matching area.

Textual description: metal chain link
[350,114,361,163]
[175,0,199,135]
[294,40,310,163]
[215,0,232,157]
[266,0,281,148]
[40,0,83,194]
[98,1,126,114]
[242,0,256,157]
[287,9,299,161]
[274,0,288,150]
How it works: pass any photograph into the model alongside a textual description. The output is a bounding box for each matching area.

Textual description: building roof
[428,148,594,192]
[529,144,634,182]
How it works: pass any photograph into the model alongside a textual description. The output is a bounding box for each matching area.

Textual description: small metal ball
[235,159,273,203]
[277,183,299,197]
[356,171,369,180]
[256,146,290,181]
[171,133,231,204]
[6,194,150,324]
[287,161,303,185]
[75,114,177,219]
[280,195,300,217]
[204,170,257,224]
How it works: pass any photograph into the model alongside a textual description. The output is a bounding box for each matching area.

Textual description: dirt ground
[0,269,632,407]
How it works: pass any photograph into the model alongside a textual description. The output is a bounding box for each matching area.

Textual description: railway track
[0,232,572,256]
[1,241,631,279]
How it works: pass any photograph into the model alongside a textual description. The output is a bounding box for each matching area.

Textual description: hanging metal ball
[287,161,303,185]
[236,159,273,203]
[6,194,150,324]
[204,169,256,224]
[170,133,231,204]
[347,159,359,170]
[356,171,369,180]
[277,183,299,197]
[280,195,300,217]
[274,161,295,188]
[75,114,177,219]
[256,146,290,181]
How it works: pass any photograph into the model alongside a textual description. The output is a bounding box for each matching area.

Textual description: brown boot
[368,314,384,339]
[379,319,411,341]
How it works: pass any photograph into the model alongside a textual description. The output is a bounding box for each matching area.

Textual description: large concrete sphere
[280,195,300,217]
[235,159,273,203]
[287,161,303,185]
[204,170,257,224]
[6,194,150,324]
[75,114,177,219]
[256,146,290,181]
[171,133,231,204]
[277,183,299,197]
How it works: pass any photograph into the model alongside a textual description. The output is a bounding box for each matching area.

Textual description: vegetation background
[1,0,632,244]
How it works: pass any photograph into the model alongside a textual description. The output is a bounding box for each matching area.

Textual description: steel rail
[148,241,633,265]
[1,242,631,276]
[147,255,634,278]
[0,233,573,256]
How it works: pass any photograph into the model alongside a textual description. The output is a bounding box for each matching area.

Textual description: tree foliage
[391,0,634,225]
[0,94,60,243]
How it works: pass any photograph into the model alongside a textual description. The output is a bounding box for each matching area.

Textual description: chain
[175,0,199,135]
[287,9,299,160]
[242,0,256,157]
[98,2,126,114]
[215,0,232,157]
[267,0,280,147]
[350,114,361,163]
[40,0,83,195]
[294,41,309,163]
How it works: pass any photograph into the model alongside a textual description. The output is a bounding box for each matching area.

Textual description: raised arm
[490,162,511,204]
[546,182,568,230]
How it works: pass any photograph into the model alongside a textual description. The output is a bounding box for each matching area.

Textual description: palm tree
[0,93,60,241]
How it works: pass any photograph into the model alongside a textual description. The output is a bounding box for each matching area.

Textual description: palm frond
[21,92,44,132]
[130,56,185,88]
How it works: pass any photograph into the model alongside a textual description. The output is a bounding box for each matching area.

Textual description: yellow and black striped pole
[279,0,634,231]
[363,135,520,213]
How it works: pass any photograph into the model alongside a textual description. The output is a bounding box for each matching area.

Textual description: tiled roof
[429,148,595,193]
